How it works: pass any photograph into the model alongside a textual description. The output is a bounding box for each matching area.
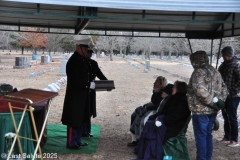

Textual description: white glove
[90,82,95,89]
[155,120,162,127]
[213,97,218,103]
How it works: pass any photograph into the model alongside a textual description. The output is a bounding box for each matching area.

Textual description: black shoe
[88,133,94,137]
[127,141,138,147]
[66,145,81,149]
[78,142,88,147]
[82,134,89,137]
[82,133,94,137]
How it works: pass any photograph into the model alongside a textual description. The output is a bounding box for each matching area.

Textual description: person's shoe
[82,133,94,137]
[82,134,90,137]
[127,141,138,147]
[88,133,94,137]
[227,141,239,147]
[79,142,88,147]
[66,145,81,149]
[219,138,230,143]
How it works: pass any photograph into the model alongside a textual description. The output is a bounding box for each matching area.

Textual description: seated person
[139,83,174,134]
[133,80,191,160]
[128,76,168,146]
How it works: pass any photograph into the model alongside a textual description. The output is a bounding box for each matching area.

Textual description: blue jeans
[192,113,217,160]
[221,97,240,142]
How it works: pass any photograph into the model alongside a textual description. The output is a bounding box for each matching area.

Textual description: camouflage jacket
[187,51,228,115]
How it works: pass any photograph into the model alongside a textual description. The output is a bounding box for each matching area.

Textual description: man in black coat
[82,49,108,137]
[61,39,96,149]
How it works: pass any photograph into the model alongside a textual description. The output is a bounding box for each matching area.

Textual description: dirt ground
[0,52,240,160]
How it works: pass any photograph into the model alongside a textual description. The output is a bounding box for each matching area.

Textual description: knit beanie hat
[221,46,234,57]
[162,84,174,95]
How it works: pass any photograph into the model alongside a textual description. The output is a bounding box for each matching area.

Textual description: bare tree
[0,26,18,52]
[46,29,74,55]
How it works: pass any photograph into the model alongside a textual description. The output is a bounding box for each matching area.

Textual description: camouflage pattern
[187,51,228,115]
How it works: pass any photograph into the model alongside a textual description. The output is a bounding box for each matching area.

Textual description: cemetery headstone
[29,72,36,78]
[100,52,105,57]
[47,84,58,92]
[42,88,51,91]
[58,54,67,76]
[145,60,150,70]
[51,83,60,90]
[92,54,96,60]
[40,55,50,65]
[13,57,30,69]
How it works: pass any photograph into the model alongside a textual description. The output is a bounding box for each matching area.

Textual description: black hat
[162,84,174,95]
[222,46,234,57]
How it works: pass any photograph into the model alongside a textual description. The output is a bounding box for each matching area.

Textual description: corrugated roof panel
[4,0,240,12]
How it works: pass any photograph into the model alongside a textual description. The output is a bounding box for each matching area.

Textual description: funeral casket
[94,80,115,91]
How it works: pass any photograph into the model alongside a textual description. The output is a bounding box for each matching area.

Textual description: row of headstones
[180,63,193,69]
[13,55,51,69]
[54,53,98,76]
[0,66,7,70]
[131,59,190,82]
[29,68,55,78]
[124,59,141,69]
[42,77,67,92]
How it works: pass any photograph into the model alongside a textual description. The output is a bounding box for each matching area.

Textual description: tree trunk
[146,51,150,60]
[142,50,145,59]
[21,47,24,55]
[176,51,179,58]
[97,50,100,58]
[110,53,113,61]
[119,48,123,57]
[123,47,127,58]
[160,51,164,59]
[168,50,172,60]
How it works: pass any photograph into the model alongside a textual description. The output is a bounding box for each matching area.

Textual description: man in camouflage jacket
[187,51,228,160]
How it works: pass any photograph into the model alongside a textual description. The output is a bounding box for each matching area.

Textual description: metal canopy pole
[187,38,193,54]
[210,39,213,65]
[216,38,222,69]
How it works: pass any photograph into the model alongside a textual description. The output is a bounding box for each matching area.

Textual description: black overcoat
[88,59,108,118]
[61,51,91,128]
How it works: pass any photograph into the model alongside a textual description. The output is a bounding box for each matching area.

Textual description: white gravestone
[145,60,150,70]
[58,54,67,76]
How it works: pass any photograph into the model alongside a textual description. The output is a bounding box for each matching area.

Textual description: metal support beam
[187,38,193,54]
[232,13,235,36]
[214,13,232,33]
[142,10,145,19]
[192,12,195,20]
[210,39,213,65]
[216,38,222,69]
[75,19,90,34]
[37,4,40,14]
[0,9,240,24]
[75,7,97,34]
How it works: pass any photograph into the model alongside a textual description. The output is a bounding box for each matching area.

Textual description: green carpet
[42,124,100,154]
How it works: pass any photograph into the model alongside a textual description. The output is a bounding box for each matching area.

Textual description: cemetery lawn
[0,52,239,160]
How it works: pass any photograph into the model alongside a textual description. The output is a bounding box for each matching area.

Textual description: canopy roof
[1,0,240,39]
